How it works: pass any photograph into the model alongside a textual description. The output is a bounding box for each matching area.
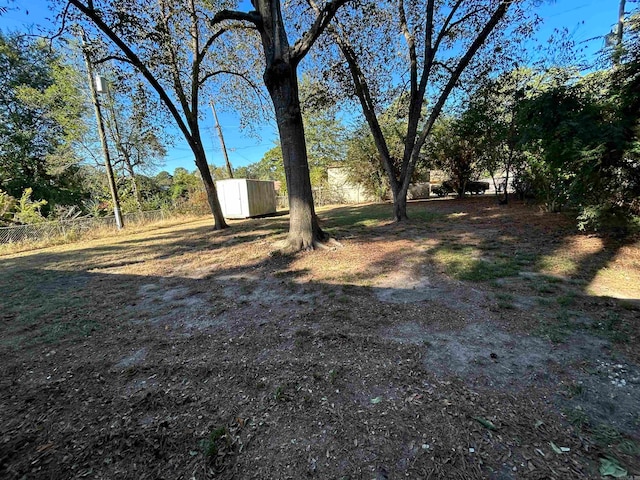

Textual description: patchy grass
[432,245,521,281]
[1,197,639,479]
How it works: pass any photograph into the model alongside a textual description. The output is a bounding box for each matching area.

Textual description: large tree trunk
[265,62,325,249]
[391,182,409,221]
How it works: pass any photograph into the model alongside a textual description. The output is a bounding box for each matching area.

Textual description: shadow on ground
[1,197,639,479]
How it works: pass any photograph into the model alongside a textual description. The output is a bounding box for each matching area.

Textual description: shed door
[223,182,244,217]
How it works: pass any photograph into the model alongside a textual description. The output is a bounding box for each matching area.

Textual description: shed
[215,179,277,219]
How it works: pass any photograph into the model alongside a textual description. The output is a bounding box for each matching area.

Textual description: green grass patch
[321,203,443,230]
[557,292,577,307]
[0,269,98,347]
[495,292,516,309]
[433,246,521,281]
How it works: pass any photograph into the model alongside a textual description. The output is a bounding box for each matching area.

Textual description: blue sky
[0,0,626,175]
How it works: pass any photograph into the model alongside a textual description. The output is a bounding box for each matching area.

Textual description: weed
[618,439,640,456]
[536,255,577,276]
[536,311,576,343]
[294,329,313,348]
[536,297,554,306]
[497,300,516,310]
[590,312,629,343]
[495,292,516,309]
[495,292,514,301]
[274,385,287,401]
[592,424,622,447]
[513,252,537,267]
[565,382,586,399]
[557,292,577,307]
[202,426,228,458]
[567,406,589,428]
[535,282,558,294]
[619,300,638,311]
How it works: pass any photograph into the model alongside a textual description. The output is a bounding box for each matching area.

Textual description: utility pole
[82,37,124,229]
[210,99,234,178]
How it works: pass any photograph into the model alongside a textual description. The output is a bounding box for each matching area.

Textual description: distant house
[326,167,377,204]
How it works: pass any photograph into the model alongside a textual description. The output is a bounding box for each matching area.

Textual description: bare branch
[197,28,227,64]
[48,2,73,48]
[433,60,455,76]
[398,0,417,97]
[93,54,133,65]
[199,70,260,92]
[434,4,484,54]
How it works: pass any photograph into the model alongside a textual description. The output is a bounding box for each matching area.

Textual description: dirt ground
[1,197,639,479]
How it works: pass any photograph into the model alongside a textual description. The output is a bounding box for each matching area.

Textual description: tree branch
[211,9,261,27]
[291,0,350,64]
[66,0,194,145]
[199,70,260,93]
[332,28,400,191]
[413,0,513,160]
[197,28,227,65]
[432,0,465,55]
[398,0,417,97]
[93,54,133,65]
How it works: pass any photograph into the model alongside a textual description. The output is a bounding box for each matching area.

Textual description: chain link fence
[0,210,167,245]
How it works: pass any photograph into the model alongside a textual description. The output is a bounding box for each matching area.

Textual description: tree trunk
[265,62,325,249]
[191,133,227,229]
[123,157,143,211]
[390,176,410,221]
[392,191,408,221]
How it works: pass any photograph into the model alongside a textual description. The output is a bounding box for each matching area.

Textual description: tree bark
[190,125,227,229]
[265,62,325,249]
[392,188,408,221]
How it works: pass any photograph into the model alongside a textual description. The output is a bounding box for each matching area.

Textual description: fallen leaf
[599,458,627,478]
[549,442,569,454]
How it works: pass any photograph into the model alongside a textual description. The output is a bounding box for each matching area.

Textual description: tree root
[271,236,343,253]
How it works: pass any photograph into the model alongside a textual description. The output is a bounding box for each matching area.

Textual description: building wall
[327,167,376,204]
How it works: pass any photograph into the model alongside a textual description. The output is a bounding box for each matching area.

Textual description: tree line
[1,0,639,244]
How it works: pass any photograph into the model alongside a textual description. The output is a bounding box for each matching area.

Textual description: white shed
[215,179,277,219]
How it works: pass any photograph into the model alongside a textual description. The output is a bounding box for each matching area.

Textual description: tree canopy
[0,33,88,214]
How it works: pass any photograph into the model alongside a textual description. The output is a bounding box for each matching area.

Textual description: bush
[577,204,640,235]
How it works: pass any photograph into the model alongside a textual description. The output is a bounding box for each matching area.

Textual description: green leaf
[370,396,382,404]
[473,416,498,431]
[599,458,627,478]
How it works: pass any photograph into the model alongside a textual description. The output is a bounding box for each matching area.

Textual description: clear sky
[0,0,627,175]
